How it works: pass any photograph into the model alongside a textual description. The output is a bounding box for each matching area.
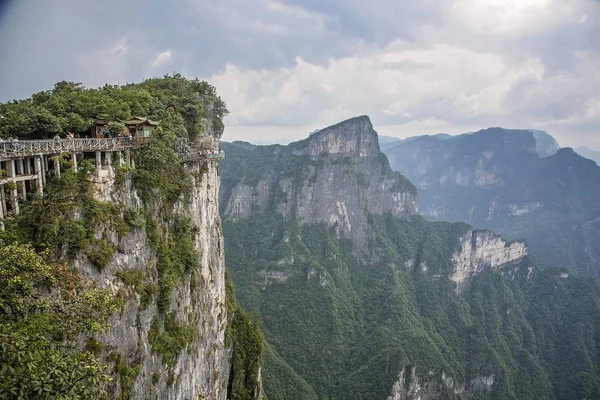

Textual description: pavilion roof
[119,116,161,126]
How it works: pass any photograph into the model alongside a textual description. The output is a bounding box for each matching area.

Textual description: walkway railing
[180,149,225,162]
[0,138,141,159]
[0,138,224,163]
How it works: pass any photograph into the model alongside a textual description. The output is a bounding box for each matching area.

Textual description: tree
[106,121,126,136]
[0,74,228,141]
[0,102,62,139]
[0,242,120,399]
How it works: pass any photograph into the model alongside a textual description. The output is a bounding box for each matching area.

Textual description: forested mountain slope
[221,117,600,400]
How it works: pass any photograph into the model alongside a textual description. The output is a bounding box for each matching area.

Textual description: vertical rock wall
[75,159,230,400]
[451,230,527,292]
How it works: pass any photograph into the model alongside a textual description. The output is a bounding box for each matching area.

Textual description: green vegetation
[0,242,120,399]
[107,352,142,400]
[131,128,193,206]
[224,210,600,400]
[148,313,198,367]
[0,74,227,140]
[154,215,200,313]
[262,344,318,400]
[220,141,318,193]
[114,165,132,187]
[226,272,265,400]
[85,237,117,271]
[116,270,146,290]
[0,158,120,267]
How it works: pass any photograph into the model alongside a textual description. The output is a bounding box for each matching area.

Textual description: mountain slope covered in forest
[220,117,600,400]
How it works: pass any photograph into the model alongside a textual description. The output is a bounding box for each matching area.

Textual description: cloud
[207,0,600,147]
[0,0,598,147]
[75,38,131,86]
[152,50,172,67]
[447,0,578,36]
[209,41,598,148]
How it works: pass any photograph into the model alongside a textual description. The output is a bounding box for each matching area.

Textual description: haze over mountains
[576,146,600,165]
[380,127,600,279]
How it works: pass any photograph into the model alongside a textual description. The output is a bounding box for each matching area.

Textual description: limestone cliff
[220,116,543,400]
[0,76,263,400]
[451,230,527,292]
[387,367,494,400]
[382,128,600,279]
[67,121,262,399]
[221,116,418,249]
[77,160,227,399]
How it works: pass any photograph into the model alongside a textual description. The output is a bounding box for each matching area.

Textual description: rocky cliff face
[78,158,228,400]
[387,367,494,400]
[63,113,259,400]
[221,116,418,249]
[0,77,265,400]
[219,116,600,400]
[451,230,527,292]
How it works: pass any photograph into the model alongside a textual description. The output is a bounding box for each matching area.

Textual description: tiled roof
[118,117,161,126]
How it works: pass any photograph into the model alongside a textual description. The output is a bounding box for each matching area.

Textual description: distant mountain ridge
[576,146,600,165]
[381,127,600,278]
[380,129,559,158]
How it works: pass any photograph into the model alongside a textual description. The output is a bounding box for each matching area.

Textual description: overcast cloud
[0,0,598,147]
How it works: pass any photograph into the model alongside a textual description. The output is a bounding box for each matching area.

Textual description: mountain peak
[305,115,379,159]
[552,147,597,167]
[321,115,373,131]
[557,147,576,155]
[220,116,418,247]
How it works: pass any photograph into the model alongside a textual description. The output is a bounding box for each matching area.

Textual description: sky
[0,0,598,148]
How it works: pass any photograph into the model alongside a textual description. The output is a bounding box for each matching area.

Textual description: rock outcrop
[451,230,527,292]
[77,158,228,400]
[221,116,418,249]
[387,367,494,400]
[68,115,261,399]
